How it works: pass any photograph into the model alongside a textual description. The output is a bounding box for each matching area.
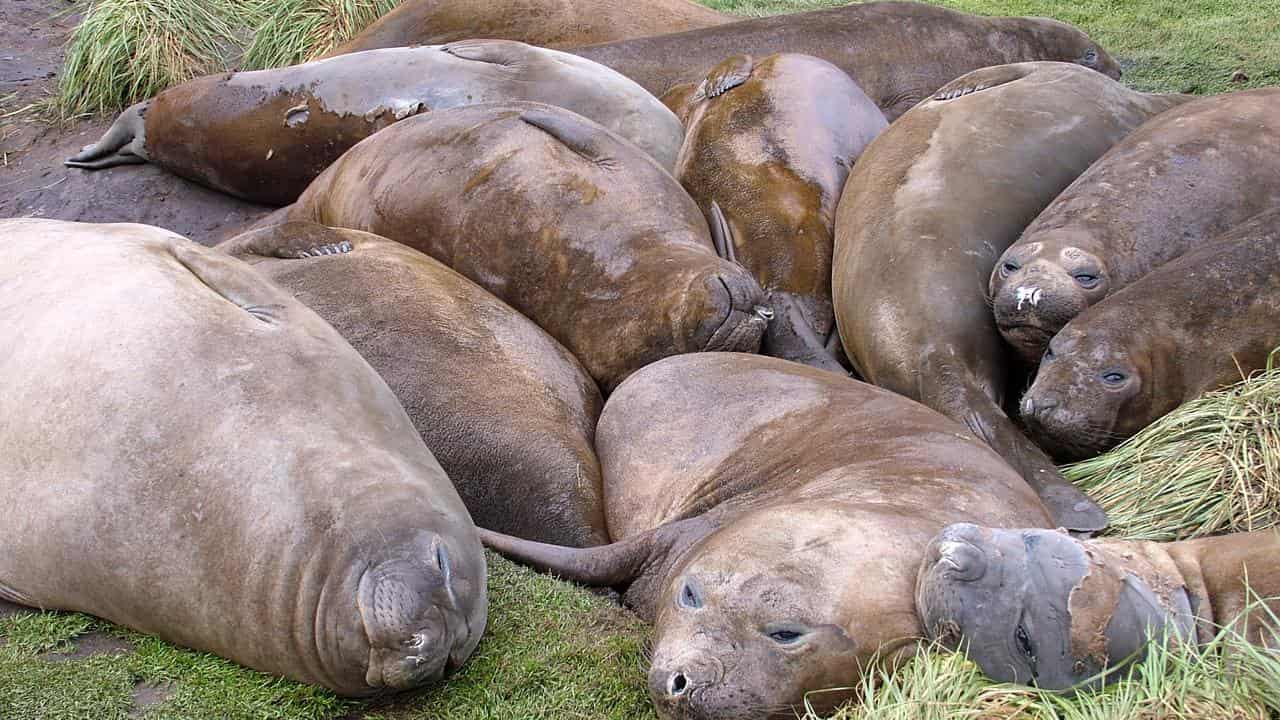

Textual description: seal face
[0,219,486,696]
[671,52,888,373]
[917,523,1197,691]
[481,353,1052,720]
[66,41,684,205]
[220,222,609,547]
[280,102,767,391]
[991,87,1280,363]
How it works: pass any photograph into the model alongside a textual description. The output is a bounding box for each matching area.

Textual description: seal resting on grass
[0,218,486,696]
[482,353,1052,720]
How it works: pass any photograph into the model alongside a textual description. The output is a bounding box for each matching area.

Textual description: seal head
[916,523,1194,691]
[992,233,1110,363]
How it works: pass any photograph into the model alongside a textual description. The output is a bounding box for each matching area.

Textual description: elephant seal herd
[12,0,1280,717]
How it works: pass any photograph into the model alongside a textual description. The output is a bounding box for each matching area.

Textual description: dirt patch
[129,680,176,717]
[40,631,134,662]
[0,0,273,246]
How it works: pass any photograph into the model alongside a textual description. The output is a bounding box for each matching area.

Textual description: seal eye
[1015,624,1035,659]
[999,261,1020,279]
[1102,371,1127,385]
[1073,273,1100,289]
[1084,49,1099,65]
[678,582,702,609]
[1043,346,1055,362]
[767,629,804,644]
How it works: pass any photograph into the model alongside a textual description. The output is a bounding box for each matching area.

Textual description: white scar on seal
[1015,286,1042,310]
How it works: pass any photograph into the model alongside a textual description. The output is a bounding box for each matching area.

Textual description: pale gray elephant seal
[833,62,1190,532]
[1020,208,1280,460]
[992,87,1280,363]
[277,102,769,391]
[481,352,1052,720]
[669,53,888,373]
[571,1,1122,120]
[66,40,684,205]
[0,219,486,696]
[918,524,1280,690]
[219,222,607,547]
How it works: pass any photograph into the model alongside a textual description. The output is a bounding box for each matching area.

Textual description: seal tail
[65,101,150,170]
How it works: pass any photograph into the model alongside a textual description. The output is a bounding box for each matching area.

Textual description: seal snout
[648,655,723,713]
[692,270,769,354]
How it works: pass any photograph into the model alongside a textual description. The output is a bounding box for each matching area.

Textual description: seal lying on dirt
[276,102,768,391]
[918,523,1280,690]
[571,1,1122,120]
[832,62,1190,531]
[991,87,1280,363]
[328,0,732,55]
[0,219,486,696]
[1019,208,1280,460]
[668,53,888,373]
[66,41,683,205]
[220,222,608,547]
[483,352,1051,720]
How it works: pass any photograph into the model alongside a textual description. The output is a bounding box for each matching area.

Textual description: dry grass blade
[1064,354,1280,541]
[241,0,405,70]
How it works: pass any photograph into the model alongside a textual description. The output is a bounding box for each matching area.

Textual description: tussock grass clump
[59,0,263,117]
[241,0,406,70]
[1064,359,1280,541]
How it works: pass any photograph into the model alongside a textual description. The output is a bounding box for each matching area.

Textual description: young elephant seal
[572,1,1122,120]
[992,87,1280,363]
[482,353,1052,720]
[329,0,732,55]
[832,62,1190,532]
[278,102,769,391]
[0,219,486,696]
[669,53,888,373]
[219,222,607,547]
[918,524,1280,690]
[66,41,684,205]
[1019,209,1280,460]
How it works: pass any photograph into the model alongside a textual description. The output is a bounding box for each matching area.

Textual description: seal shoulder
[930,64,1034,102]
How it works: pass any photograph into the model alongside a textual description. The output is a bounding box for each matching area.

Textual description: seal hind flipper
[440,39,532,66]
[0,579,36,608]
[520,108,618,167]
[220,222,361,261]
[930,64,1034,102]
[699,54,754,100]
[708,200,738,263]
[64,101,150,169]
[169,241,298,324]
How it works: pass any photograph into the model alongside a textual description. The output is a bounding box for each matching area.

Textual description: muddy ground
[0,0,272,245]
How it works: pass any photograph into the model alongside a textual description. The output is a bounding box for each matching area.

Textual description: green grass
[241,0,405,70]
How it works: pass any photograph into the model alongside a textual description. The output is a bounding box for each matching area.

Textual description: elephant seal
[572,1,1122,120]
[0,219,486,696]
[277,102,769,391]
[1019,209,1280,460]
[992,87,1280,364]
[330,0,732,55]
[832,62,1190,532]
[918,523,1280,690]
[669,53,887,373]
[65,41,684,205]
[219,222,607,547]
[481,353,1053,720]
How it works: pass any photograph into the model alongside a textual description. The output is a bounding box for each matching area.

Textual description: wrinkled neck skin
[1163,531,1280,647]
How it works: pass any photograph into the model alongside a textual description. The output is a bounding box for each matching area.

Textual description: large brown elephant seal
[991,87,1280,363]
[277,102,769,391]
[918,523,1280,690]
[65,41,684,205]
[832,62,1190,532]
[669,53,887,373]
[0,219,486,696]
[219,222,607,547]
[1019,209,1280,460]
[572,1,1122,120]
[481,353,1052,720]
[330,0,732,55]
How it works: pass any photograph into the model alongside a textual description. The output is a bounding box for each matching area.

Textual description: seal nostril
[669,672,688,696]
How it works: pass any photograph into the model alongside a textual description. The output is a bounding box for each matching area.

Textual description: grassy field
[12,1,1280,719]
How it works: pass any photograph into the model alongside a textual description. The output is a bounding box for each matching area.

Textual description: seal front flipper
[930,64,1035,102]
[520,107,618,168]
[64,101,150,169]
[440,39,533,66]
[708,200,739,263]
[219,222,362,261]
[698,54,754,100]
[169,241,300,325]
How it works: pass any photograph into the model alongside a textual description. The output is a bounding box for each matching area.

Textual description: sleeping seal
[0,218,486,696]
[66,40,684,205]
[832,62,1189,531]
[482,352,1052,720]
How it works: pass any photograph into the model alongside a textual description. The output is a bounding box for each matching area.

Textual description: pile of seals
[3,0,1275,717]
